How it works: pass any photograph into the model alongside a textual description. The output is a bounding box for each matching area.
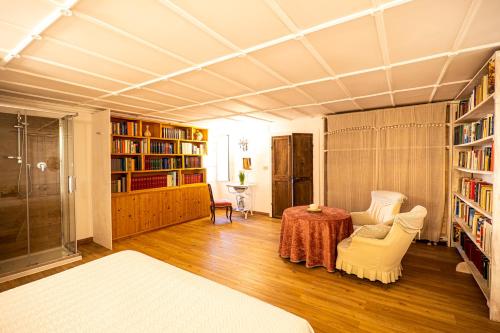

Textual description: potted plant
[238,171,245,185]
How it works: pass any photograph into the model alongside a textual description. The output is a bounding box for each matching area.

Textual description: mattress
[0,250,314,333]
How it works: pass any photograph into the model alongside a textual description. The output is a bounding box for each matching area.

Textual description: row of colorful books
[455,59,495,119]
[111,176,127,193]
[453,114,494,145]
[454,199,492,256]
[111,121,139,136]
[183,173,203,185]
[149,141,176,154]
[458,230,490,283]
[180,142,206,155]
[457,146,494,171]
[184,156,201,168]
[144,157,182,170]
[162,127,187,140]
[459,177,493,213]
[131,172,179,190]
[111,157,141,171]
[112,139,146,154]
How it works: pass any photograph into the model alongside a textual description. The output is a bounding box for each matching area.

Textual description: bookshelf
[450,51,498,317]
[110,116,210,240]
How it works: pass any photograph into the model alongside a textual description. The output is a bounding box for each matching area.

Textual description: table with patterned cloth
[279,206,353,272]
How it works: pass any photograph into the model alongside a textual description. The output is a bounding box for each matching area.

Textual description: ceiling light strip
[1,0,79,64]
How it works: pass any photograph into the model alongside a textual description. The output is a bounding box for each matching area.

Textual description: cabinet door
[292,133,313,206]
[272,136,292,218]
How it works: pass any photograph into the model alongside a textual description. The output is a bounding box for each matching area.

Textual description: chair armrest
[350,211,376,226]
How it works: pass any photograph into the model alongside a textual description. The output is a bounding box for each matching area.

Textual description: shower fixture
[6,113,25,164]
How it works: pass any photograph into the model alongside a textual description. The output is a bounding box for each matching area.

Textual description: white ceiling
[0,0,499,122]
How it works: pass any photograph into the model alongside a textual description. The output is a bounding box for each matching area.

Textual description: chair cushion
[214,200,232,207]
[355,224,391,239]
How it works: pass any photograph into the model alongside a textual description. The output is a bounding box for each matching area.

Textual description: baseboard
[77,237,93,246]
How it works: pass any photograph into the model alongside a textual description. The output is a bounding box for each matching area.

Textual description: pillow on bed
[355,224,391,239]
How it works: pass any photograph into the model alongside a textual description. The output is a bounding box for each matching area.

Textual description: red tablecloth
[279,206,353,272]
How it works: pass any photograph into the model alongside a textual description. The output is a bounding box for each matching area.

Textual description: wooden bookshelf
[110,116,210,240]
[450,51,498,316]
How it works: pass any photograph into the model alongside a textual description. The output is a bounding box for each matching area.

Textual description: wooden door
[291,133,313,206]
[272,136,292,218]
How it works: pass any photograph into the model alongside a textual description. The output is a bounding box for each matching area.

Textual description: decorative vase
[238,171,245,185]
[195,131,203,141]
[144,125,151,137]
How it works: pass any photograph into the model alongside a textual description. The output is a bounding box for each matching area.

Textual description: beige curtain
[326,102,449,242]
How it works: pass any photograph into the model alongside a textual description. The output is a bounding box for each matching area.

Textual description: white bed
[0,250,314,333]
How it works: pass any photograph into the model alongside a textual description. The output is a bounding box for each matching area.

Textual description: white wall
[196,116,324,215]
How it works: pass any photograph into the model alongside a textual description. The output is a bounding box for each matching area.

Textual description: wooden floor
[1,213,499,332]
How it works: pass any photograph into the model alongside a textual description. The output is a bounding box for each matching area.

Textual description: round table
[279,206,353,272]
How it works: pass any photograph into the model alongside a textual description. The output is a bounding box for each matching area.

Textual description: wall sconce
[238,138,248,152]
[243,158,252,170]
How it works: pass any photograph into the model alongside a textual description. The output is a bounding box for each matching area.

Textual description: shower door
[0,110,77,276]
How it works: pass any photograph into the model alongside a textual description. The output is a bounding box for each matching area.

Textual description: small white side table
[226,184,254,219]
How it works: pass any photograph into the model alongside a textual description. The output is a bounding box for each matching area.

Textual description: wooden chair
[208,184,232,223]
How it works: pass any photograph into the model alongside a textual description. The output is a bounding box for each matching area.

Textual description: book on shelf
[459,231,490,283]
[145,156,182,170]
[131,172,178,191]
[112,138,143,154]
[111,157,141,171]
[183,173,204,185]
[457,146,494,171]
[184,156,202,168]
[162,127,187,140]
[459,177,493,212]
[149,141,176,154]
[180,142,206,154]
[111,176,127,193]
[454,58,496,119]
[111,120,139,136]
[453,114,494,144]
[454,198,492,256]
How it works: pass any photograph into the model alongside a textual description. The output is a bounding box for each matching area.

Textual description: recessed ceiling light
[60,8,72,16]
[31,34,42,40]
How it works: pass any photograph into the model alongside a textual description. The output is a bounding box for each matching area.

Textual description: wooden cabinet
[272,133,313,218]
[112,185,210,240]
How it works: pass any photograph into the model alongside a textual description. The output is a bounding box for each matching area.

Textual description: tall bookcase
[450,51,499,320]
[110,116,210,240]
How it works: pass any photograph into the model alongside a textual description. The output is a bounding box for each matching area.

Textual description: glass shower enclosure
[0,108,80,281]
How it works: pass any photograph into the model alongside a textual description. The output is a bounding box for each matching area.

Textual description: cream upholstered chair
[336,205,427,284]
[351,191,407,227]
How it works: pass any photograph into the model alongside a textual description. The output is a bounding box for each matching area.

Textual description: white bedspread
[0,250,314,333]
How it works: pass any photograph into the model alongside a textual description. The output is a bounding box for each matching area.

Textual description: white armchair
[336,205,427,284]
[351,191,407,227]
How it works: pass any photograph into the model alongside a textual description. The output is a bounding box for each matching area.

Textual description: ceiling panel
[341,70,389,97]
[322,100,358,113]
[0,90,79,106]
[391,57,447,90]
[122,89,193,107]
[148,80,218,102]
[161,111,198,122]
[355,94,392,110]
[0,23,27,51]
[0,0,56,28]
[1,69,105,97]
[102,95,169,111]
[273,0,373,30]
[251,39,329,82]
[169,105,235,119]
[441,48,494,83]
[44,15,188,75]
[307,15,383,74]
[393,87,433,105]
[461,0,500,49]
[207,56,283,90]
[236,94,287,110]
[271,109,307,119]
[385,0,471,62]
[0,81,89,102]
[74,0,232,63]
[248,111,288,122]
[170,0,290,49]
[299,79,348,102]
[264,88,314,106]
[22,39,155,84]
[433,83,465,102]
[211,100,257,113]
[85,99,157,113]
[174,70,251,97]
[7,57,127,91]
[293,105,330,116]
